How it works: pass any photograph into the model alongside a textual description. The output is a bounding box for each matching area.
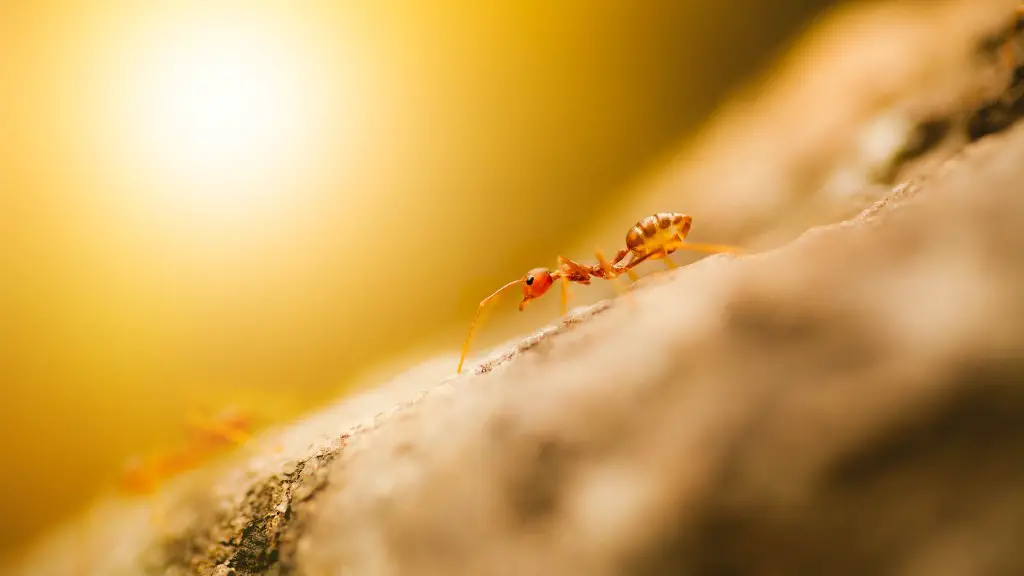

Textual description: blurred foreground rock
[293,123,1024,576]
[14,106,1023,576]
[8,3,1024,576]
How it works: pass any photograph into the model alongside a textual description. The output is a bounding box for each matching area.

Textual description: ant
[117,406,255,495]
[69,408,259,575]
[456,212,745,374]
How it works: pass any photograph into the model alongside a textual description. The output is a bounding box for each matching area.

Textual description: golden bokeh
[0,0,839,558]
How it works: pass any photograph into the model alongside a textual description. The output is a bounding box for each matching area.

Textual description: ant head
[519,268,554,310]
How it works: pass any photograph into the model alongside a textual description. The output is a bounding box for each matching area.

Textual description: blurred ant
[117,407,254,495]
[456,212,745,374]
[68,408,259,575]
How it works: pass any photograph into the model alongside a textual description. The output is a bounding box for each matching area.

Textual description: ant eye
[525,276,534,286]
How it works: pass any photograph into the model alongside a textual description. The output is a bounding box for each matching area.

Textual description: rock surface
[293,122,1024,576]
[6,2,1024,575]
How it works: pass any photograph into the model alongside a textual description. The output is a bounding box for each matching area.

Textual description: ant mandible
[456,212,745,374]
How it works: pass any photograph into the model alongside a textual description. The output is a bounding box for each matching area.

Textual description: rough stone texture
[6,2,1024,575]
[295,122,1024,576]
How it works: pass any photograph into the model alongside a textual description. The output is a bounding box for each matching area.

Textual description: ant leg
[674,236,746,255]
[664,253,677,270]
[608,247,640,281]
[596,247,641,311]
[610,247,630,266]
[619,249,658,281]
[557,255,594,315]
[560,274,570,316]
[458,278,523,374]
[595,247,626,295]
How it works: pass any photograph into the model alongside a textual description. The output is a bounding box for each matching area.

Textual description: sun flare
[150,30,296,179]
[112,8,335,212]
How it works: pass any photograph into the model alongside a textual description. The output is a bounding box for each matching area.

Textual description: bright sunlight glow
[114,9,334,213]
[157,33,292,178]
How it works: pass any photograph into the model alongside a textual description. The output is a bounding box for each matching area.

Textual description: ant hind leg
[594,247,627,295]
[560,274,570,316]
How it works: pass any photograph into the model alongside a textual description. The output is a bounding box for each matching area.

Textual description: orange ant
[66,408,259,575]
[456,212,745,374]
[117,407,255,495]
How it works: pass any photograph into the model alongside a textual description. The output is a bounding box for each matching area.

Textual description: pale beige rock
[5,2,1024,575]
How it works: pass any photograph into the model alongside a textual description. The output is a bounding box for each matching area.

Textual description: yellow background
[0,0,840,558]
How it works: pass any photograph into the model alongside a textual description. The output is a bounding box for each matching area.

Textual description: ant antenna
[457,278,523,374]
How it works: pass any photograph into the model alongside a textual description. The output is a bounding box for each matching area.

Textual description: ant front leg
[458,278,524,374]
[556,256,594,315]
